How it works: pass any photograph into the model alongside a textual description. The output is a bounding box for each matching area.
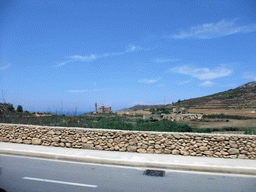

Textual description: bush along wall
[0,123,256,159]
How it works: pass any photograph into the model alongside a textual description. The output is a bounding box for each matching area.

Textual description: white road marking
[23,177,97,188]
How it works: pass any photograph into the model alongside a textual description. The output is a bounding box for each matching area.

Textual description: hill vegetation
[120,81,256,117]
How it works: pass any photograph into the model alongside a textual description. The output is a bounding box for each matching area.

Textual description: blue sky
[1,0,256,113]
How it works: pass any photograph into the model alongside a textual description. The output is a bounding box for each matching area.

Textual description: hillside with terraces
[170,81,256,118]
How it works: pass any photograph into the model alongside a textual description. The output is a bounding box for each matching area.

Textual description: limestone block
[228,148,239,155]
[230,155,237,159]
[141,144,148,149]
[95,145,103,150]
[16,138,23,143]
[3,138,9,142]
[59,143,65,147]
[114,145,120,151]
[127,146,137,152]
[52,137,60,142]
[32,138,42,145]
[181,151,190,156]
[215,152,222,156]
[82,143,94,149]
[199,146,208,151]
[172,150,180,155]
[55,131,61,135]
[47,130,55,135]
[119,147,126,152]
[203,151,213,156]
[155,149,164,154]
[220,151,229,155]
[238,154,247,159]
[23,140,32,144]
[164,149,171,154]
[81,137,88,143]
[137,149,147,153]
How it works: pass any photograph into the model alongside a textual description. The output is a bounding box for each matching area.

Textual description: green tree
[8,104,15,112]
[160,107,169,114]
[150,108,156,114]
[17,105,23,112]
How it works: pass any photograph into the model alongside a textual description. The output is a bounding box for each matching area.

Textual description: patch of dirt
[187,109,256,118]
[188,119,256,129]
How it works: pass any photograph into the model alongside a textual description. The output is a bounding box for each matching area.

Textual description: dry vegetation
[188,119,256,129]
[187,109,256,118]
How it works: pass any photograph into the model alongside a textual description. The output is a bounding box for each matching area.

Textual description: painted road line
[23,177,97,188]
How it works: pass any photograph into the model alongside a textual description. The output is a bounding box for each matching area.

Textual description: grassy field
[1,111,256,135]
[0,112,192,132]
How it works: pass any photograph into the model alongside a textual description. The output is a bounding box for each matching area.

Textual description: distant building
[173,107,187,114]
[94,103,111,113]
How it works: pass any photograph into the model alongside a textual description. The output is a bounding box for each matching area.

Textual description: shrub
[135,120,192,132]
[203,114,242,119]
[223,127,239,131]
[193,128,213,133]
[150,108,156,114]
[17,105,23,112]
[8,104,15,112]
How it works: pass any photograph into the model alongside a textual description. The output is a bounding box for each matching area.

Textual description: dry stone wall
[0,123,256,159]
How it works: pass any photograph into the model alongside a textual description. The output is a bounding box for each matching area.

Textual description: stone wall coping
[1,123,256,138]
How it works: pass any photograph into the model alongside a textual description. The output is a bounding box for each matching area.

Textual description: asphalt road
[0,154,255,192]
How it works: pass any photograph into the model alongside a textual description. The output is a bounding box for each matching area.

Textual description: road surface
[0,154,255,192]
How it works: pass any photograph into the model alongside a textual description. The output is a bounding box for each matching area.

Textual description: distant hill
[170,81,256,109]
[120,81,256,117]
[119,104,163,111]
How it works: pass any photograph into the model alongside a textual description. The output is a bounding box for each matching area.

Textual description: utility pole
[164,96,166,105]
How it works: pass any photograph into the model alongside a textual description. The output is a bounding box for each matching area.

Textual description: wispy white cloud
[170,65,232,80]
[0,63,11,70]
[73,45,140,60]
[177,80,191,85]
[138,78,160,84]
[126,44,143,52]
[67,89,88,93]
[158,84,166,87]
[56,61,72,67]
[58,45,142,67]
[126,45,136,52]
[92,88,105,91]
[171,18,256,39]
[154,58,181,63]
[242,72,256,81]
[67,88,106,93]
[200,81,215,87]
[69,54,98,61]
